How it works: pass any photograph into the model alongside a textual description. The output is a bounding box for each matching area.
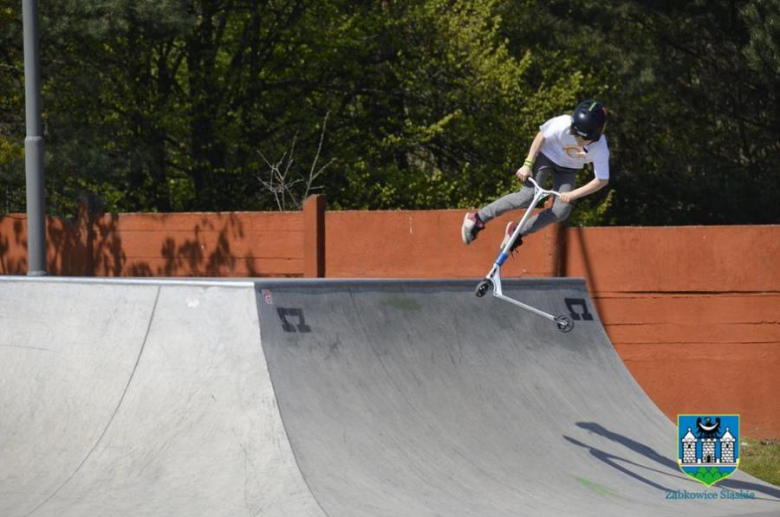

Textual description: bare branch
[256,112,332,210]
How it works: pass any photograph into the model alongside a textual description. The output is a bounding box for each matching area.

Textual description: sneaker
[461,212,485,245]
[500,222,523,252]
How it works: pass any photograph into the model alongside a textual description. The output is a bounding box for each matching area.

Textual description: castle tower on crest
[681,428,697,464]
[720,428,735,464]
[701,438,716,463]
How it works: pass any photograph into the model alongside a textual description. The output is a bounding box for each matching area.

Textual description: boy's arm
[560,177,608,204]
[516,131,545,182]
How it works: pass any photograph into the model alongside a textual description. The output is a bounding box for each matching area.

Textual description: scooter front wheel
[475,279,493,298]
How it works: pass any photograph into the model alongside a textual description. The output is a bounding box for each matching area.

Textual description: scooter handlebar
[525,177,563,198]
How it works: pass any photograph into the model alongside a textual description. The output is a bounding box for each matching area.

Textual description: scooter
[474,177,574,332]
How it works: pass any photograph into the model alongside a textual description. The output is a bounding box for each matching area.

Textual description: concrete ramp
[0,279,324,517]
[0,277,778,516]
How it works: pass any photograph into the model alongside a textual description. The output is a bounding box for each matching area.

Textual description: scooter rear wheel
[554,315,574,333]
[475,279,493,298]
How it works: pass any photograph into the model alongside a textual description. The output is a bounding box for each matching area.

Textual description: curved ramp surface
[0,277,778,516]
[0,279,324,517]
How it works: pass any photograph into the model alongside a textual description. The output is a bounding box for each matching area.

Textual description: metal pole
[22,0,47,275]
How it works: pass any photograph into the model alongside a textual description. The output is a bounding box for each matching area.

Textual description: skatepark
[4,2,780,514]
[1,275,778,516]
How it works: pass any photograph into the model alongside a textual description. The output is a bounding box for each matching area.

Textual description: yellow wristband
[523,159,534,168]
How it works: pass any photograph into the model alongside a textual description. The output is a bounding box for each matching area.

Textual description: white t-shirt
[539,115,610,180]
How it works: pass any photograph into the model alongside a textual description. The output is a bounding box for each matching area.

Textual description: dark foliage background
[1,0,778,225]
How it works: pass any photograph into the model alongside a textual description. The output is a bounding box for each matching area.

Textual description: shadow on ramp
[574,422,780,501]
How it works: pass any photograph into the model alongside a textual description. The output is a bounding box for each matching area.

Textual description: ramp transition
[0,277,777,516]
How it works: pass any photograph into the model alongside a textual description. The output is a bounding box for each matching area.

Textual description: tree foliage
[0,0,778,224]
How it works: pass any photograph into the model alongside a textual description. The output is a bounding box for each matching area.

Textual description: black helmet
[571,100,607,141]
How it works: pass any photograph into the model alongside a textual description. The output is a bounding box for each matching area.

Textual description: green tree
[0,0,25,213]
[9,0,581,215]
[306,0,584,210]
[517,0,780,224]
[2,0,777,225]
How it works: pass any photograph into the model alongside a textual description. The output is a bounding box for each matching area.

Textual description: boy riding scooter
[461,99,610,250]
[462,100,611,331]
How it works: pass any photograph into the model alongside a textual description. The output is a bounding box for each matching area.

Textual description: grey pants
[478,153,577,236]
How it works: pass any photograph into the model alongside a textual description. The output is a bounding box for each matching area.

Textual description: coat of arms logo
[678,414,740,487]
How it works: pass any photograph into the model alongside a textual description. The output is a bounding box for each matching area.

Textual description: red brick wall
[0,210,303,277]
[88,211,304,277]
[565,226,780,439]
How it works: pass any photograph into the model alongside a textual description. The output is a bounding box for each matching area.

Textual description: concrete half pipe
[0,277,777,516]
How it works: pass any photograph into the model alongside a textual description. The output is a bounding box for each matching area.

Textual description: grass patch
[740,437,780,487]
